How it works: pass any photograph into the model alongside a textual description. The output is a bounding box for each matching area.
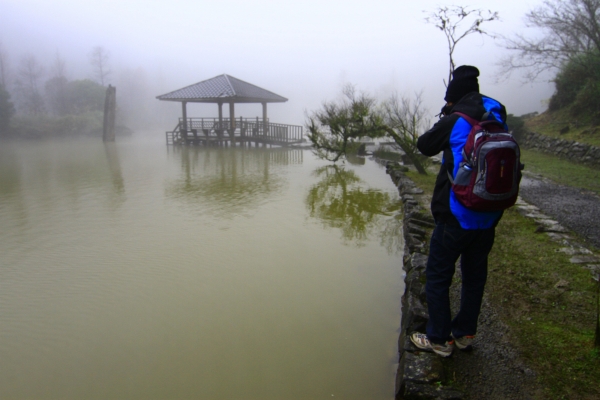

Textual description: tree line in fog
[0,43,172,139]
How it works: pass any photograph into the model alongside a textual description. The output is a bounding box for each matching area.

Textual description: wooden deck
[166,118,304,146]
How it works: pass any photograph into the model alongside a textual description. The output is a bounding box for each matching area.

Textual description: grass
[403,169,435,196]
[490,208,600,399]
[521,148,600,194]
[404,168,600,399]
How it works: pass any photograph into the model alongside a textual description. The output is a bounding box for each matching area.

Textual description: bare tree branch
[499,0,600,81]
[45,52,69,116]
[380,93,430,175]
[14,54,45,115]
[425,6,499,85]
[89,46,111,86]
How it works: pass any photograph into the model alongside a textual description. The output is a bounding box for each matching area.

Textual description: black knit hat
[444,65,480,103]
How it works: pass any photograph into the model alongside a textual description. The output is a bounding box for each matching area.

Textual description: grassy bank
[525,110,600,148]
[521,148,600,195]
[404,156,600,399]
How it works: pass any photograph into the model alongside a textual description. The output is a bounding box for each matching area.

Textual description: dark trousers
[425,223,496,344]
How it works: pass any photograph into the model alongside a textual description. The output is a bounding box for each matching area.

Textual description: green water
[0,135,404,399]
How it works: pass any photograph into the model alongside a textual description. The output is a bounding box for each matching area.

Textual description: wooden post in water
[103,85,116,142]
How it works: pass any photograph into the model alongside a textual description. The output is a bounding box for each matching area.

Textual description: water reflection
[0,144,27,232]
[306,165,403,251]
[103,142,125,194]
[166,146,303,218]
[0,144,21,198]
[0,139,128,216]
[346,153,366,165]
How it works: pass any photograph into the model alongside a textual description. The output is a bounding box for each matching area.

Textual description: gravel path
[518,174,600,248]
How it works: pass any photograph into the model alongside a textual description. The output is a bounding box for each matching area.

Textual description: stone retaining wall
[385,162,464,400]
[522,132,600,166]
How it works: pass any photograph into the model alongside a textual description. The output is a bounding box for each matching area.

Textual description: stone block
[404,203,420,215]
[545,232,572,242]
[405,235,426,254]
[535,220,570,233]
[524,212,551,219]
[398,351,444,385]
[570,255,600,264]
[405,252,428,273]
[398,330,427,355]
[401,293,429,333]
[405,266,427,303]
[557,247,592,255]
[398,381,464,400]
[403,187,425,195]
[408,223,428,237]
[584,264,600,274]
[406,212,435,228]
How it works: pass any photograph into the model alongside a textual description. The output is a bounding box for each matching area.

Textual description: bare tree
[50,51,67,80]
[380,93,430,175]
[14,54,45,115]
[89,46,111,86]
[500,0,600,81]
[425,5,499,85]
[45,52,70,116]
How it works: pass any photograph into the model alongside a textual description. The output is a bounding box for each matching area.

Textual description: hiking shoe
[452,334,475,351]
[410,332,454,357]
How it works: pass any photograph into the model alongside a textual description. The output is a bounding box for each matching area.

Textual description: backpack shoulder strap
[453,112,479,127]
[447,169,455,185]
[447,112,480,184]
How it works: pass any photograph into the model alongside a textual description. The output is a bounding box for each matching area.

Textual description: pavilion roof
[156,74,288,104]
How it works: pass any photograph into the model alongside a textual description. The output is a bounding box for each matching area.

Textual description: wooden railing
[166,117,303,145]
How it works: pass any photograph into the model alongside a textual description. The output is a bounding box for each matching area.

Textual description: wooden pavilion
[156,74,303,146]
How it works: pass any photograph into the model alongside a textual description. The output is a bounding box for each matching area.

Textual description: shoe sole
[432,348,453,357]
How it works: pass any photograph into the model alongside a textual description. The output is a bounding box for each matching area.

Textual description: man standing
[410,66,507,357]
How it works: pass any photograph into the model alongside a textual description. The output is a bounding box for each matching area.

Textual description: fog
[1,0,553,131]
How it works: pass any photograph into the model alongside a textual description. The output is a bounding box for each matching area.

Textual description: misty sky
[1,0,553,128]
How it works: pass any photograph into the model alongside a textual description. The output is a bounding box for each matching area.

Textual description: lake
[0,135,405,400]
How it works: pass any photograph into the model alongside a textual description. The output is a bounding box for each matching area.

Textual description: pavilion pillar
[217,102,223,139]
[262,102,268,138]
[181,101,188,132]
[229,102,236,135]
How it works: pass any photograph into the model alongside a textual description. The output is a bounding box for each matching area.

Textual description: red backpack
[449,112,524,211]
